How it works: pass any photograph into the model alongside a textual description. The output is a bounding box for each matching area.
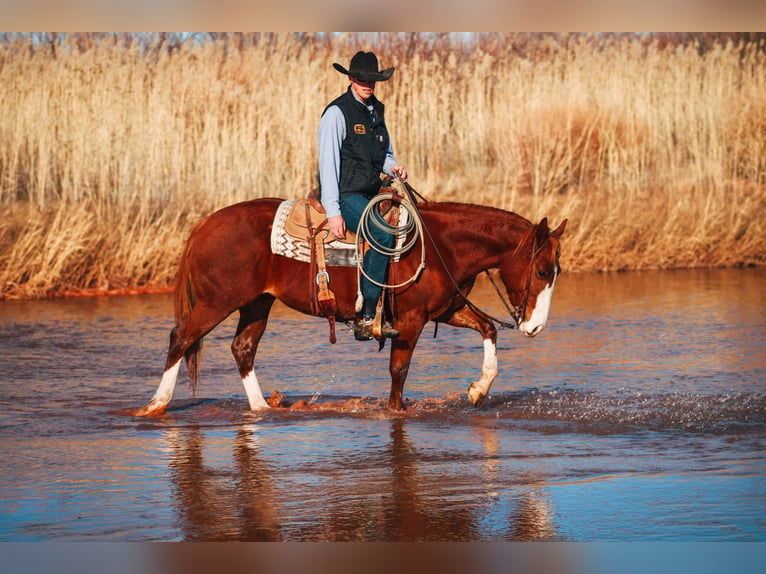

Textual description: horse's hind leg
[133,303,228,417]
[232,295,276,411]
[132,355,182,417]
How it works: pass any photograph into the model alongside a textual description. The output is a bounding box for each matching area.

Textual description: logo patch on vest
[353,124,366,134]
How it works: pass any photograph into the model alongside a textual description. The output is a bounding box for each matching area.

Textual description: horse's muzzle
[520,323,545,337]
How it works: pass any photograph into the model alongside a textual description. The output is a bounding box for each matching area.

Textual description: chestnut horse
[133,197,566,416]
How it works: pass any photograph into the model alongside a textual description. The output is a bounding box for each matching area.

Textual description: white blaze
[520,272,557,337]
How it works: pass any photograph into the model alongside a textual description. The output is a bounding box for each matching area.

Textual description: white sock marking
[152,359,181,406]
[242,369,270,410]
[471,338,498,399]
[480,338,498,388]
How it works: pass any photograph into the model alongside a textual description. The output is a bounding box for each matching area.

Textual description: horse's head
[500,217,567,337]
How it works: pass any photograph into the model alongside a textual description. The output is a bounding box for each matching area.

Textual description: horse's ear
[551,218,567,238]
[534,217,549,244]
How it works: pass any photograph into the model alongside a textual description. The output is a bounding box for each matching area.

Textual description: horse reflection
[164,416,559,541]
[476,422,558,541]
[165,424,281,541]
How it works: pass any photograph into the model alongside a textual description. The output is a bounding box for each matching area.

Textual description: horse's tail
[173,237,201,395]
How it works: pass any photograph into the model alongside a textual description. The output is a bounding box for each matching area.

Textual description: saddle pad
[271,199,359,266]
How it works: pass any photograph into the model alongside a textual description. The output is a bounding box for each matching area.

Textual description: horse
[132,196,566,416]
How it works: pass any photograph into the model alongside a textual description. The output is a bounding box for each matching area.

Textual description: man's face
[349,76,376,102]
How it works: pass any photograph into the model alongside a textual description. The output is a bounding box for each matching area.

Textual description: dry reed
[1,33,764,299]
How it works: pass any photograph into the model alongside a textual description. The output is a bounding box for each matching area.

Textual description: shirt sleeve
[317,105,346,219]
[381,122,399,177]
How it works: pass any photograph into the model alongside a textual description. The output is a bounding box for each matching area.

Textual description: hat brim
[333,62,394,82]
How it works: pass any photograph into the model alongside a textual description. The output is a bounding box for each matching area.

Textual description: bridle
[485,230,545,328]
[400,181,547,331]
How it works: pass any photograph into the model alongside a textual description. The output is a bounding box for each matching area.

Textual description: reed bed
[1,32,764,299]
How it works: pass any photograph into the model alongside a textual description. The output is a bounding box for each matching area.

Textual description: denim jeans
[340,192,395,316]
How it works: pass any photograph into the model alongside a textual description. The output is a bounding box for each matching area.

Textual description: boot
[353,317,400,341]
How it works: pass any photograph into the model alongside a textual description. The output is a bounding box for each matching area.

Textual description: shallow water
[0,268,764,541]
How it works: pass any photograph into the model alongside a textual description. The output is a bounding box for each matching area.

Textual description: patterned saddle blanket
[270,188,408,267]
[270,197,359,267]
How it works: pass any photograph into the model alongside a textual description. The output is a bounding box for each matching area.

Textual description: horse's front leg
[387,316,426,410]
[441,306,498,407]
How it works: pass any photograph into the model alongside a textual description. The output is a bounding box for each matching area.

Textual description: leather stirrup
[372,290,385,342]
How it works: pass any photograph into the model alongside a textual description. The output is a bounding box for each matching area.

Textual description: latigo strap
[307,202,338,344]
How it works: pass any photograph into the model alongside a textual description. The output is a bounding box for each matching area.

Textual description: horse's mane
[417,201,533,229]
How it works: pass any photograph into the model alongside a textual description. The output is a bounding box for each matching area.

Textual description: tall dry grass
[1,33,764,299]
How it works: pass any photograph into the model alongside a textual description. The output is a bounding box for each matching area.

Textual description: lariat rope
[355,190,427,289]
[397,181,524,331]
[355,179,538,331]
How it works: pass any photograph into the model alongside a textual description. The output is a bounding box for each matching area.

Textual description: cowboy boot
[353,317,399,341]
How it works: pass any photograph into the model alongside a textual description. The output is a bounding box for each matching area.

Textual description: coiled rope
[355,190,426,289]
[355,181,520,330]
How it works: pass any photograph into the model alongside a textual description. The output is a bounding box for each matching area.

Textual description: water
[0,268,764,541]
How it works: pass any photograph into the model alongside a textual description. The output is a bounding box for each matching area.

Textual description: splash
[308,374,338,406]
[495,388,766,433]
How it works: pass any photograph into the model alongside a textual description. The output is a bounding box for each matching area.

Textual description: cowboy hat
[333,51,394,82]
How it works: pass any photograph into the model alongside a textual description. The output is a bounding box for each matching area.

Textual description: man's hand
[328,214,346,239]
[391,165,408,182]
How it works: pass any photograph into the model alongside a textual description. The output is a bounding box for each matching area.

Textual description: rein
[400,181,542,331]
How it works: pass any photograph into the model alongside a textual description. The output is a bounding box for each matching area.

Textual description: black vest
[323,87,390,197]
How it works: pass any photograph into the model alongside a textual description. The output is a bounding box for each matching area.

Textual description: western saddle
[274,187,403,344]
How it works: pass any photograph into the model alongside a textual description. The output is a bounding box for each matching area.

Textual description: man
[318,50,408,342]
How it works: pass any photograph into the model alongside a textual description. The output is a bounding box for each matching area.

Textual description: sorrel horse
[133,197,566,416]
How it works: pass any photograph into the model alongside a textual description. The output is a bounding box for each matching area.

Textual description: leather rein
[400,181,543,331]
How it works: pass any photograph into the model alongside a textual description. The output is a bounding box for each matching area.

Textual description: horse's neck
[423,203,531,280]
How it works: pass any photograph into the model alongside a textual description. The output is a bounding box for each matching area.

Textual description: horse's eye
[537,270,549,280]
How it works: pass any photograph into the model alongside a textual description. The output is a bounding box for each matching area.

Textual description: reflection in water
[385,418,428,540]
[231,425,282,541]
[165,425,281,541]
[508,488,556,541]
[380,417,480,541]
[162,418,560,541]
[476,422,557,541]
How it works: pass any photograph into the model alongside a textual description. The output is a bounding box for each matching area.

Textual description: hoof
[468,384,486,407]
[131,401,167,417]
[387,399,406,411]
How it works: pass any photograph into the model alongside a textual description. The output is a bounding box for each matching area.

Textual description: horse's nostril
[526,324,543,337]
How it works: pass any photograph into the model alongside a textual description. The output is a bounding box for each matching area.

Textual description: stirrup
[353,318,399,341]
[377,322,400,339]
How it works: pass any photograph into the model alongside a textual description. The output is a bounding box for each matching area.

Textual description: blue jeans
[340,193,395,317]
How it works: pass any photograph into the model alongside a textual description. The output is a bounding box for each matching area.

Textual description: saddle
[272,191,357,267]
[270,187,404,344]
[284,189,352,243]
[271,187,404,264]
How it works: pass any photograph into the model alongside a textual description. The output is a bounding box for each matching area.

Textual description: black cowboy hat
[333,51,394,82]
